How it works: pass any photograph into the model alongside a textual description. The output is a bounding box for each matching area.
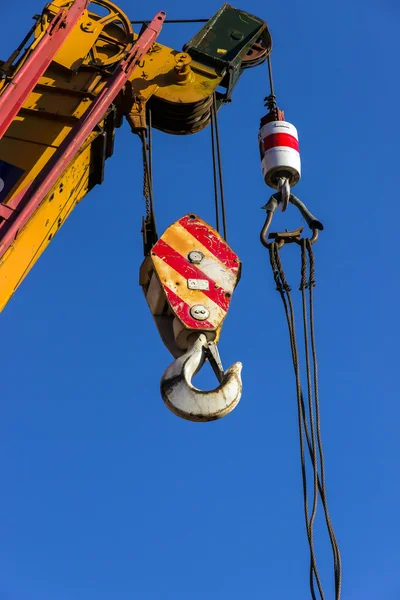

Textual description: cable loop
[265,237,342,600]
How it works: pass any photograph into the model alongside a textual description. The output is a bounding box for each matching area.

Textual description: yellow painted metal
[49,0,135,70]
[127,44,220,106]
[0,0,226,312]
[0,140,96,311]
[151,256,227,330]
[140,215,241,355]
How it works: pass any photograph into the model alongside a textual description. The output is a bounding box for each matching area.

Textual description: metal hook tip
[311,220,324,231]
[160,334,243,422]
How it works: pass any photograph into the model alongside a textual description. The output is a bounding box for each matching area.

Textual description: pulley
[140,214,242,422]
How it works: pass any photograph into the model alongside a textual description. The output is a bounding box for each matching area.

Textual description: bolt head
[230,30,244,40]
[174,52,192,70]
[81,21,94,32]
[188,251,204,264]
[190,305,210,321]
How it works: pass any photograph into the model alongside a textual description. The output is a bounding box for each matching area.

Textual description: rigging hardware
[140,214,242,421]
[260,192,323,249]
[161,333,242,422]
[266,238,342,599]
[259,49,341,599]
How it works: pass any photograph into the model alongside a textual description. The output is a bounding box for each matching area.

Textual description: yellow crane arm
[0,0,270,311]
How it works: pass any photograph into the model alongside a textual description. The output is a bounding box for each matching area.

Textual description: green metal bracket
[183,4,271,101]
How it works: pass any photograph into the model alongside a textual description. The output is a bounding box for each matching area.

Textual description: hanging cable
[148,105,153,187]
[140,130,153,224]
[267,238,342,600]
[210,94,228,241]
[213,94,228,242]
[140,107,157,255]
[306,239,343,598]
[263,53,282,120]
[269,242,325,600]
[210,98,220,235]
[258,19,340,596]
[131,18,209,24]
[265,54,276,111]
[300,239,322,597]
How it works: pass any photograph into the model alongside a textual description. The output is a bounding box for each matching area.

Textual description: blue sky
[0,0,399,598]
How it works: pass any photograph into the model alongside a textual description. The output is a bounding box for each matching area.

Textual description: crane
[0,0,272,420]
[0,2,341,597]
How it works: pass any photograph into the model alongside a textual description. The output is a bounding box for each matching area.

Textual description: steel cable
[269,243,325,600]
[268,240,342,599]
[210,99,220,235]
[301,240,321,596]
[140,107,157,243]
[131,19,209,24]
[210,94,227,241]
[306,240,342,598]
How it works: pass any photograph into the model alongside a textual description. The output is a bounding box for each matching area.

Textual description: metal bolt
[174,53,193,85]
[190,305,210,321]
[230,30,244,40]
[81,21,94,32]
[188,250,204,264]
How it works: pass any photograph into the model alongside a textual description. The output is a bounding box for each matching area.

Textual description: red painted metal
[152,238,231,312]
[163,286,214,331]
[0,11,166,259]
[178,215,240,274]
[149,214,241,332]
[0,0,90,140]
[0,204,14,220]
[263,132,299,152]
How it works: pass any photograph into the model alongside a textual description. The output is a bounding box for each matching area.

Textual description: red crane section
[0,0,91,140]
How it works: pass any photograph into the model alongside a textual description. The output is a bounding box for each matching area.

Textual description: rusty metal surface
[241,35,271,68]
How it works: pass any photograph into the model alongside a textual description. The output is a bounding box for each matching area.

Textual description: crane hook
[160,333,242,422]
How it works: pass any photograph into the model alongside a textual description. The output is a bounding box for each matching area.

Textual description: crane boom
[0,1,269,312]
[0,0,90,140]
[0,11,166,263]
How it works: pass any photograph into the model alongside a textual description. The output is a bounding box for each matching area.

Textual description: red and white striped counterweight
[258,115,301,190]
